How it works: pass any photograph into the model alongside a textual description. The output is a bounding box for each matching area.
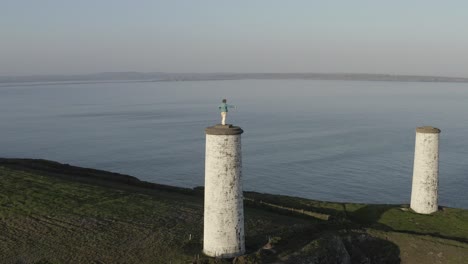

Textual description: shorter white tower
[203,124,245,258]
[410,126,441,214]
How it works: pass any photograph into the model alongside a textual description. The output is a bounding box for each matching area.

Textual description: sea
[1,79,467,208]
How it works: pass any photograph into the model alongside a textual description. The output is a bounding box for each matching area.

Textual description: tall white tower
[203,124,245,258]
[410,126,441,214]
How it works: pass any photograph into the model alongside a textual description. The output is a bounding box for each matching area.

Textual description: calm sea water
[1,80,467,208]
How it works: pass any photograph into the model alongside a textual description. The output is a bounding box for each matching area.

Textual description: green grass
[244,192,468,242]
[0,164,314,263]
[0,166,203,263]
[1,158,468,263]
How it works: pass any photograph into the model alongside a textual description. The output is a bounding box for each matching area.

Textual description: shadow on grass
[252,231,401,264]
[349,205,468,244]
[244,192,468,244]
[348,204,395,228]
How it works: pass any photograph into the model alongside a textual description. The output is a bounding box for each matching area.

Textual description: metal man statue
[218,99,236,125]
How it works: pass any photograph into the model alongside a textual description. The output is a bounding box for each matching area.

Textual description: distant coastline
[2,72,468,86]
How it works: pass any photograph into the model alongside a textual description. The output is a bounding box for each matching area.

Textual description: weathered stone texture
[411,127,440,214]
[203,131,245,258]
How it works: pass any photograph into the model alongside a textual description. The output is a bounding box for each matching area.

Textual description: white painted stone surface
[410,127,440,214]
[203,133,245,258]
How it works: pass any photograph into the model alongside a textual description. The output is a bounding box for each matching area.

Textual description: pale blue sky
[1,1,467,76]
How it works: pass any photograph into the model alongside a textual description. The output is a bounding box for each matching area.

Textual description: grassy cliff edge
[1,158,467,263]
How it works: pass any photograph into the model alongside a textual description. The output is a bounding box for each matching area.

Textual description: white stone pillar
[410,126,441,214]
[203,124,245,258]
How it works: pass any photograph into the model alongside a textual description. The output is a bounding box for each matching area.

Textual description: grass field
[1,158,467,263]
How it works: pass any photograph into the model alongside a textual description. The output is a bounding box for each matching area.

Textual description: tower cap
[416,126,441,134]
[205,124,244,135]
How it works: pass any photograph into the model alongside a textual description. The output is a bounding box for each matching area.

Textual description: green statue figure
[218,99,236,125]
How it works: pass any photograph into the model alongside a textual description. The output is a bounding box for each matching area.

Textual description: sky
[1,1,468,77]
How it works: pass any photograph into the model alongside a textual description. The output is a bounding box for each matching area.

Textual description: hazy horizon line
[2,72,468,87]
[2,71,468,79]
